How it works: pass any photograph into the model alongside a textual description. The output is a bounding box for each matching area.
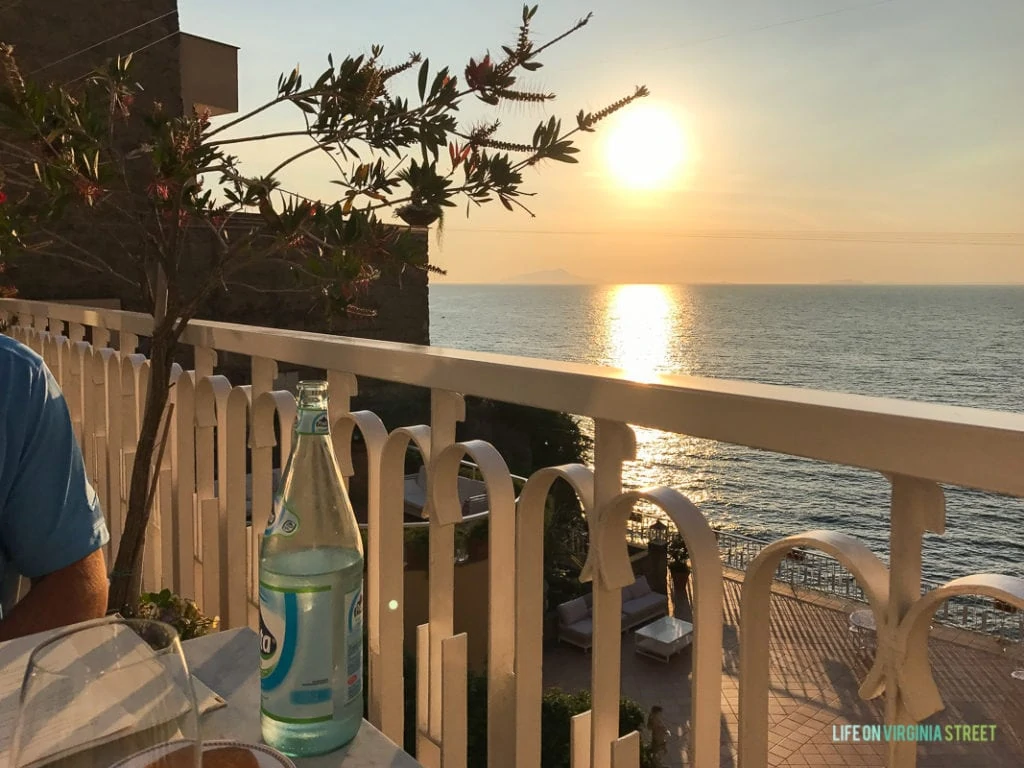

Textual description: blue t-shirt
[0,335,109,617]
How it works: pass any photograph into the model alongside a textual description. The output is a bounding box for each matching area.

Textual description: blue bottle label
[259,579,363,723]
[295,408,330,435]
[346,585,363,703]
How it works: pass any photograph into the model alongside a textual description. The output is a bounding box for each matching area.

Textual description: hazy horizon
[184,0,1024,284]
[438,279,1024,286]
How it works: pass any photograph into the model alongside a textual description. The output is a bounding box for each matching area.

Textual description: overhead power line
[64,29,179,85]
[28,9,176,76]
[438,229,1024,247]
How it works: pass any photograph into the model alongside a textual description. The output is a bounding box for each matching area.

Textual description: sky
[180,0,1024,284]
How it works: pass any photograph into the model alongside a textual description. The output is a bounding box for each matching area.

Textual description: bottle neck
[295,407,330,436]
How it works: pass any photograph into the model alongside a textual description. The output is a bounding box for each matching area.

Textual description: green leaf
[418,59,430,102]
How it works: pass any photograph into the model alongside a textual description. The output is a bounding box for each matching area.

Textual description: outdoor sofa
[404,466,489,519]
[556,575,668,651]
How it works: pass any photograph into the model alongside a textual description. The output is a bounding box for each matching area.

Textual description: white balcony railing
[2,297,1023,768]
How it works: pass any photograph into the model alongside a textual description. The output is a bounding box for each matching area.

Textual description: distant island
[503,268,592,285]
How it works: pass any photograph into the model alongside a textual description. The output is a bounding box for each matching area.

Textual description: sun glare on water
[604,103,688,190]
[606,284,673,382]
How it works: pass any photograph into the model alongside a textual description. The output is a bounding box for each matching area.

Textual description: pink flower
[0,189,7,205]
[147,180,171,201]
[74,178,103,204]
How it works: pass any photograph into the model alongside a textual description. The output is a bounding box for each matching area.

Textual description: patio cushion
[632,575,652,596]
[623,592,667,619]
[622,575,652,601]
[566,617,593,637]
[557,597,590,627]
[621,581,637,601]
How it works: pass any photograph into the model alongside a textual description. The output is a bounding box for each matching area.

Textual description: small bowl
[110,739,296,768]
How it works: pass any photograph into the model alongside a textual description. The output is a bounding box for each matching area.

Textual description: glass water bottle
[259,380,364,756]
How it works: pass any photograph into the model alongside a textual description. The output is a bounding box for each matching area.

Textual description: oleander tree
[0,4,648,615]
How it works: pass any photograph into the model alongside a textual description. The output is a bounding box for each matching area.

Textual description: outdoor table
[0,624,420,768]
[185,627,421,767]
[848,608,876,632]
[848,608,877,652]
[633,616,694,663]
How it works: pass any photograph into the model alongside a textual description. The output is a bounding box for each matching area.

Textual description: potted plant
[137,589,219,640]
[666,533,690,598]
[466,520,489,561]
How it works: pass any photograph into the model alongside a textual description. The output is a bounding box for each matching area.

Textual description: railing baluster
[171,369,197,600]
[441,633,468,768]
[589,420,635,768]
[883,475,946,768]
[609,732,640,768]
[424,389,464,756]
[571,711,592,768]
[221,388,250,628]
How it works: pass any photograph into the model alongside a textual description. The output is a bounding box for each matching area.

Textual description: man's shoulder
[0,335,45,384]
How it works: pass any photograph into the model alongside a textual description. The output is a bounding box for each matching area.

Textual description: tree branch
[22,243,139,289]
[209,130,321,146]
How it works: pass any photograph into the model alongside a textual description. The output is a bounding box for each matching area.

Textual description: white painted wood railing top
[4,297,1024,495]
[2,297,1023,768]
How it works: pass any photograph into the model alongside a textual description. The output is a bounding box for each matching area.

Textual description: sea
[429,284,1024,584]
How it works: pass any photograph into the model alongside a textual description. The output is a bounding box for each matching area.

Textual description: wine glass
[11,617,201,768]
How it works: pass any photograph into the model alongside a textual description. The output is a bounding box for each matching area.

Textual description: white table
[849,609,876,632]
[633,616,693,662]
[0,624,419,768]
[186,627,420,767]
[848,608,877,652]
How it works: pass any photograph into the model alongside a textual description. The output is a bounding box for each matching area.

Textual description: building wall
[1,0,183,109]
[1,0,184,305]
[2,1,431,355]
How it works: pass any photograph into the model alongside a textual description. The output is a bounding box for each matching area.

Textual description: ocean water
[429,284,1024,583]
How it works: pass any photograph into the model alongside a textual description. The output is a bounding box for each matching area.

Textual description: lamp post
[648,519,668,545]
[647,519,669,595]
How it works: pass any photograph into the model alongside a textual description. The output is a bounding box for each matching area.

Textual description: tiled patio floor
[543,575,1024,767]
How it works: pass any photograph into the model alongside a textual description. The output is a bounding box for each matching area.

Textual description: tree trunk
[107,328,177,615]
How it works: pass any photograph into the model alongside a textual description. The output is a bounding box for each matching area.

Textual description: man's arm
[0,549,108,642]
[0,340,111,640]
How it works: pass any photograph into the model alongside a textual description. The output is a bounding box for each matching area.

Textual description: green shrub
[384,651,655,767]
[540,688,655,768]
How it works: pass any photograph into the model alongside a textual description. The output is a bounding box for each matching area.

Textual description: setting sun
[604,103,688,190]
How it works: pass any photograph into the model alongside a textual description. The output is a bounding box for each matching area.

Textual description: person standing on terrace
[0,334,109,640]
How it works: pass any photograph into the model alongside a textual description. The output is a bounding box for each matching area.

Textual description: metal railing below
[616,515,1024,641]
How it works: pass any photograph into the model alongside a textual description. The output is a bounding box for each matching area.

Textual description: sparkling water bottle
[259,380,364,756]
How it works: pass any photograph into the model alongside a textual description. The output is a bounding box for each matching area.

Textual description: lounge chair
[404,466,489,520]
